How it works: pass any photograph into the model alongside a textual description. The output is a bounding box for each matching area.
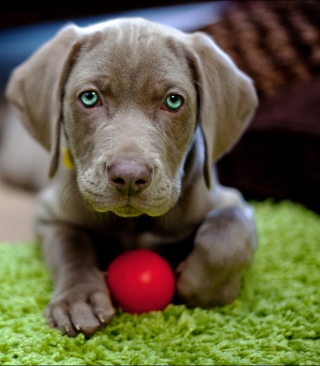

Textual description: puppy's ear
[185,32,258,189]
[5,24,81,178]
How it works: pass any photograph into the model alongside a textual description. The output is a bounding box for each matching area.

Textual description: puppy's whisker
[60,184,80,214]
[193,79,202,88]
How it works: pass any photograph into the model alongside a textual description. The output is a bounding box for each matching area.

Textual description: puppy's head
[6,18,257,217]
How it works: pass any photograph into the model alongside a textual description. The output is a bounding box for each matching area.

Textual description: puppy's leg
[38,222,115,337]
[176,188,257,307]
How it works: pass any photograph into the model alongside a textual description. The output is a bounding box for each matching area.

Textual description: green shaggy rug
[0,201,319,365]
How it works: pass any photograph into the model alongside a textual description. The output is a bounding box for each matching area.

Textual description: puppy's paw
[175,248,242,308]
[176,206,255,308]
[45,286,115,337]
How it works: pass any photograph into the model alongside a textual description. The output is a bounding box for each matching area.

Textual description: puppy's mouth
[111,205,143,217]
[80,176,180,217]
[86,199,143,217]
[85,196,173,218]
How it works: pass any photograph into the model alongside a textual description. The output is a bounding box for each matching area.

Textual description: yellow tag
[62,147,74,170]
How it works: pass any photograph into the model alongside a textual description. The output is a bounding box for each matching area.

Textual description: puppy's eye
[79,91,100,107]
[163,94,184,112]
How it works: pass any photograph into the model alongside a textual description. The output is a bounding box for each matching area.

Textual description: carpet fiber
[1,201,319,365]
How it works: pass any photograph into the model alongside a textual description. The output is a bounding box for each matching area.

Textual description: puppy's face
[63,22,198,217]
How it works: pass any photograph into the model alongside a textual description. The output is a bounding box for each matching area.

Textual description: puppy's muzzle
[107,159,152,195]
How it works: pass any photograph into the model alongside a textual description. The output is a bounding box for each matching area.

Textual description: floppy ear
[5,24,82,178]
[185,32,258,189]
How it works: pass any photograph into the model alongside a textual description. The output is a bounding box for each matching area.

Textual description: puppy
[5,18,258,337]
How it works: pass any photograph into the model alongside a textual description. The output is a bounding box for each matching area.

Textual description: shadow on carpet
[0,201,319,365]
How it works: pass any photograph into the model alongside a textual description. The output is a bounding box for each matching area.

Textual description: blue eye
[164,94,184,111]
[80,91,99,107]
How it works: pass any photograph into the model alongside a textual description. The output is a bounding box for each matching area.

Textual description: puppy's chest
[93,214,192,246]
[115,230,184,251]
[92,219,196,268]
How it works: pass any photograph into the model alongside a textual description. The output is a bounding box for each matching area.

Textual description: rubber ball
[106,249,175,314]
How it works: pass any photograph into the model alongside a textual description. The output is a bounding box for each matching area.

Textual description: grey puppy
[5,18,258,337]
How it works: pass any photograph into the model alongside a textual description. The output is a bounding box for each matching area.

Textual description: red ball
[106,249,175,314]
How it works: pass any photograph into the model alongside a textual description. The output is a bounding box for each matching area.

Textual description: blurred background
[0,0,320,241]
[0,1,226,90]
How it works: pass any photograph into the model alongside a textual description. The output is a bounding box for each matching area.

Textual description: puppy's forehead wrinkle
[76,21,191,91]
[107,19,176,50]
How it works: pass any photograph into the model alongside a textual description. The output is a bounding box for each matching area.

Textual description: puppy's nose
[108,160,152,195]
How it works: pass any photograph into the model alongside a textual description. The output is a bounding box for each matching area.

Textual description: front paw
[176,207,256,308]
[175,247,243,308]
[45,283,115,337]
